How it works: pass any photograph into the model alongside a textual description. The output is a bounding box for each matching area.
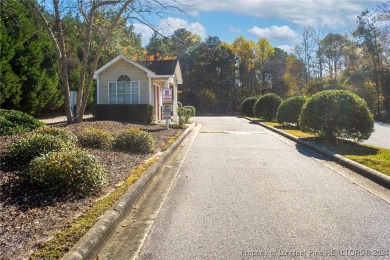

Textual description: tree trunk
[374,63,381,119]
[75,0,134,123]
[53,0,73,123]
[75,2,96,123]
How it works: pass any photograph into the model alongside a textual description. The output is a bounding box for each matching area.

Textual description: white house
[93,55,182,122]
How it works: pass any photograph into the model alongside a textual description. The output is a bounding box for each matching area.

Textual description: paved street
[364,122,390,149]
[98,117,390,259]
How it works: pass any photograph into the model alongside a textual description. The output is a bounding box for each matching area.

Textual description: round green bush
[0,109,44,135]
[183,106,196,116]
[178,107,191,125]
[28,150,107,195]
[299,90,374,141]
[276,96,307,126]
[113,128,154,154]
[9,134,76,164]
[253,93,282,120]
[34,126,77,146]
[79,127,113,149]
[240,97,258,117]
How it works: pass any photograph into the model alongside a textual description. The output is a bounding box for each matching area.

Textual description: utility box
[70,91,77,114]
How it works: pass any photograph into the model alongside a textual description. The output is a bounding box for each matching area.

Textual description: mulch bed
[0,121,183,259]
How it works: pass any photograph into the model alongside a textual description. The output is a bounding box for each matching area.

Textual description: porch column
[163,79,169,128]
[172,83,178,122]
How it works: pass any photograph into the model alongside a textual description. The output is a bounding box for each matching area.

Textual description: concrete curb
[245,117,390,189]
[62,123,196,260]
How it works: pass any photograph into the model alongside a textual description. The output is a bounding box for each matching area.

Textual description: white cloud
[133,23,154,46]
[180,0,379,29]
[277,44,295,54]
[133,17,206,46]
[158,17,206,38]
[248,25,298,42]
[229,26,241,33]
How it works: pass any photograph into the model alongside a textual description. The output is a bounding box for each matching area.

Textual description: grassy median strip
[161,131,184,152]
[253,119,390,176]
[314,139,390,176]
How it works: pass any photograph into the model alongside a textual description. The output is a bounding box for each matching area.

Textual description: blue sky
[133,0,385,53]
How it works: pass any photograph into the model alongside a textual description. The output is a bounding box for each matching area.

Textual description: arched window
[108,75,140,104]
[118,75,131,82]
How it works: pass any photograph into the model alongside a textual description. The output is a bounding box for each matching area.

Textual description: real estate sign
[162,89,173,105]
[164,105,172,119]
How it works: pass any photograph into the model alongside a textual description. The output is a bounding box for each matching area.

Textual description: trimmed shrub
[0,109,44,135]
[79,128,113,149]
[299,90,374,141]
[113,128,154,154]
[33,126,77,147]
[276,96,307,126]
[240,97,258,117]
[178,107,191,125]
[183,106,196,116]
[28,150,107,195]
[9,134,76,164]
[91,104,154,124]
[253,93,283,120]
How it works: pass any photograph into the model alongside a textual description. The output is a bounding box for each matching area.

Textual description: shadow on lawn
[249,119,379,157]
[303,137,380,157]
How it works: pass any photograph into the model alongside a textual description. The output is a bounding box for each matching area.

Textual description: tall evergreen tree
[0,0,62,115]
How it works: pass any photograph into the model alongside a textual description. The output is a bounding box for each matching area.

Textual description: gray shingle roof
[143,60,179,76]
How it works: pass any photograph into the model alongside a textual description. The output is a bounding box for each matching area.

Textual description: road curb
[245,117,390,189]
[62,123,196,260]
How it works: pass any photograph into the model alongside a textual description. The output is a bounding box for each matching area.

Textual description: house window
[108,75,140,104]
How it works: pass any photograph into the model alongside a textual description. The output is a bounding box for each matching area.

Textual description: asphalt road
[364,122,390,149]
[98,117,390,259]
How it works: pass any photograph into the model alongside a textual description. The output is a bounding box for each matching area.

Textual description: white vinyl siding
[98,59,150,104]
[108,81,140,104]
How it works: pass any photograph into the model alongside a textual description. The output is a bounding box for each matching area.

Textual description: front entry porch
[152,78,178,122]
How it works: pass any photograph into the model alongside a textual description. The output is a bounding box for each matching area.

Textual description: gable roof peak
[93,55,155,79]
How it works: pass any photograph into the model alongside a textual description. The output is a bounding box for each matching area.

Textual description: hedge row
[91,104,154,124]
[241,90,374,141]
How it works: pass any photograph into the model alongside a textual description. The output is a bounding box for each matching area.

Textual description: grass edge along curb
[244,117,390,190]
[30,123,195,260]
[60,122,195,260]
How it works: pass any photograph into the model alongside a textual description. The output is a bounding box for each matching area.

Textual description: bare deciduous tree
[23,0,182,123]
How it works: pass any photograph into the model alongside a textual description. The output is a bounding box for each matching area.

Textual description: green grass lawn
[251,118,390,176]
[314,139,390,176]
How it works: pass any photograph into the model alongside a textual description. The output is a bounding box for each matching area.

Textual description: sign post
[162,89,173,129]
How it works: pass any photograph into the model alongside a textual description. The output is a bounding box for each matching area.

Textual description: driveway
[136,117,390,259]
[96,117,390,259]
[364,122,390,149]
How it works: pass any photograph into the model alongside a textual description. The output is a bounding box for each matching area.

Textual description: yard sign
[162,89,173,105]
